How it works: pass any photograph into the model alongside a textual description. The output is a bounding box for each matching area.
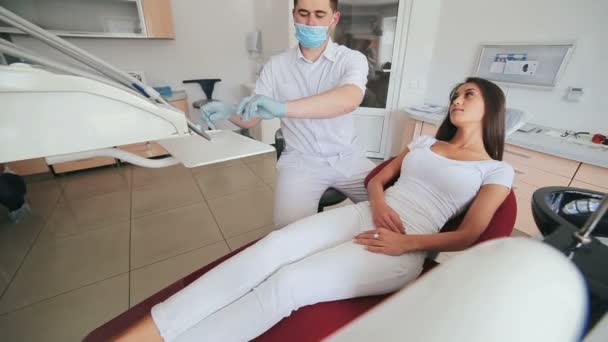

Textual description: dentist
[202,0,376,229]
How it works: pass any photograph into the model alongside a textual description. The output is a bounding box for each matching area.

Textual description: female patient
[117,77,514,341]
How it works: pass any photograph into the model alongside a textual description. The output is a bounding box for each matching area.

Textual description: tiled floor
[0,152,279,342]
[0,152,529,341]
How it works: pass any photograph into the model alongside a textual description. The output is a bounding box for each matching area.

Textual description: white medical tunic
[255,40,370,177]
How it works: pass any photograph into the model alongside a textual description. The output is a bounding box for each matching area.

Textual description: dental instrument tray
[158,130,275,168]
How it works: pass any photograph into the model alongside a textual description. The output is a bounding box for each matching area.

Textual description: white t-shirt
[255,40,368,160]
[382,135,514,235]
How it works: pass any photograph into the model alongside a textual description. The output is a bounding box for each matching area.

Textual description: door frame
[353,0,412,159]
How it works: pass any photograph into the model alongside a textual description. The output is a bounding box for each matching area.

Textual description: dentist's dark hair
[435,77,506,161]
[294,0,338,12]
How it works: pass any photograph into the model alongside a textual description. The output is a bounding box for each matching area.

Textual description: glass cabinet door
[334,0,401,109]
[0,0,146,37]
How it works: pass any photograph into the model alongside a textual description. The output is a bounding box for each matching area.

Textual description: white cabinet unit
[0,0,174,38]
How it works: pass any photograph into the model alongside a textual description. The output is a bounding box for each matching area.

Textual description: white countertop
[405,109,608,168]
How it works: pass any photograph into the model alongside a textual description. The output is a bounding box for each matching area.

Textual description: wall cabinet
[0,0,174,39]
[570,163,608,193]
[51,156,117,174]
[141,0,175,38]
[5,158,50,176]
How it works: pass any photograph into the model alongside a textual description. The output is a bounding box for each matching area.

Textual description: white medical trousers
[273,152,376,228]
[151,203,426,341]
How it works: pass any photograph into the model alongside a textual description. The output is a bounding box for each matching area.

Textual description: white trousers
[151,203,426,342]
[273,152,376,228]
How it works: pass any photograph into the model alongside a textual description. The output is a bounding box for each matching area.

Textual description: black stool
[274,129,347,212]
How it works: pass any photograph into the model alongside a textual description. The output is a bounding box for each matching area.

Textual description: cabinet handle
[505,149,532,159]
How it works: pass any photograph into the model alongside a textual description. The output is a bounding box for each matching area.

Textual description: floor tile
[23,172,55,184]
[59,166,131,201]
[241,151,276,165]
[131,203,224,269]
[0,212,47,296]
[131,164,192,188]
[190,159,243,175]
[25,179,62,220]
[194,163,264,199]
[208,185,274,238]
[130,241,230,307]
[40,191,130,241]
[226,225,276,251]
[0,221,129,314]
[131,176,203,218]
[244,158,277,184]
[0,274,128,342]
[266,178,276,190]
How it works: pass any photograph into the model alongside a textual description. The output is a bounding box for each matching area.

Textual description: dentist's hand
[238,95,287,120]
[200,101,237,129]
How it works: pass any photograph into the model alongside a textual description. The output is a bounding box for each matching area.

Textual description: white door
[334,0,410,158]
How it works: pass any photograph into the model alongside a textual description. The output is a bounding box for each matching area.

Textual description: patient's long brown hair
[435,77,506,161]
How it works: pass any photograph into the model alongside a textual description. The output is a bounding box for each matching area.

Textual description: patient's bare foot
[113,314,163,342]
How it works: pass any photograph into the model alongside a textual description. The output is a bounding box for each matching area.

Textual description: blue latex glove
[237,95,287,121]
[200,101,237,130]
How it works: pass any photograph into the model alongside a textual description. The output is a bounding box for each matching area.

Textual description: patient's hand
[371,201,405,234]
[353,228,414,256]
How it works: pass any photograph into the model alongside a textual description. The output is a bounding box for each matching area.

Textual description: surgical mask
[294,23,329,48]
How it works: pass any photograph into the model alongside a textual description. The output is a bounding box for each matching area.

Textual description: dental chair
[84,157,517,342]
[531,186,608,331]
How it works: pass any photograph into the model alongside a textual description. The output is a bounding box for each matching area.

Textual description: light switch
[565,87,584,102]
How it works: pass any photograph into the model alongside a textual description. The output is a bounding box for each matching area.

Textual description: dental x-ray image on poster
[474,43,574,88]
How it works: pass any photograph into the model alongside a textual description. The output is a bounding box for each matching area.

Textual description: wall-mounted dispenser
[246,31,262,54]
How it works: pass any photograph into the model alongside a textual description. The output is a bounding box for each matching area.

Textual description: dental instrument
[0,6,273,169]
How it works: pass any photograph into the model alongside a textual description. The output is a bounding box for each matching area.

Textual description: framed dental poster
[474,42,575,88]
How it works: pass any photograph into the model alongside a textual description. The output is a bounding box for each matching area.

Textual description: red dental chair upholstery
[84,158,517,342]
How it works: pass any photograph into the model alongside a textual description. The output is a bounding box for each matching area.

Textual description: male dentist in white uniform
[201,0,375,228]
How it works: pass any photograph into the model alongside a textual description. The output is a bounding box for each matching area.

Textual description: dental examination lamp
[0,6,273,169]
